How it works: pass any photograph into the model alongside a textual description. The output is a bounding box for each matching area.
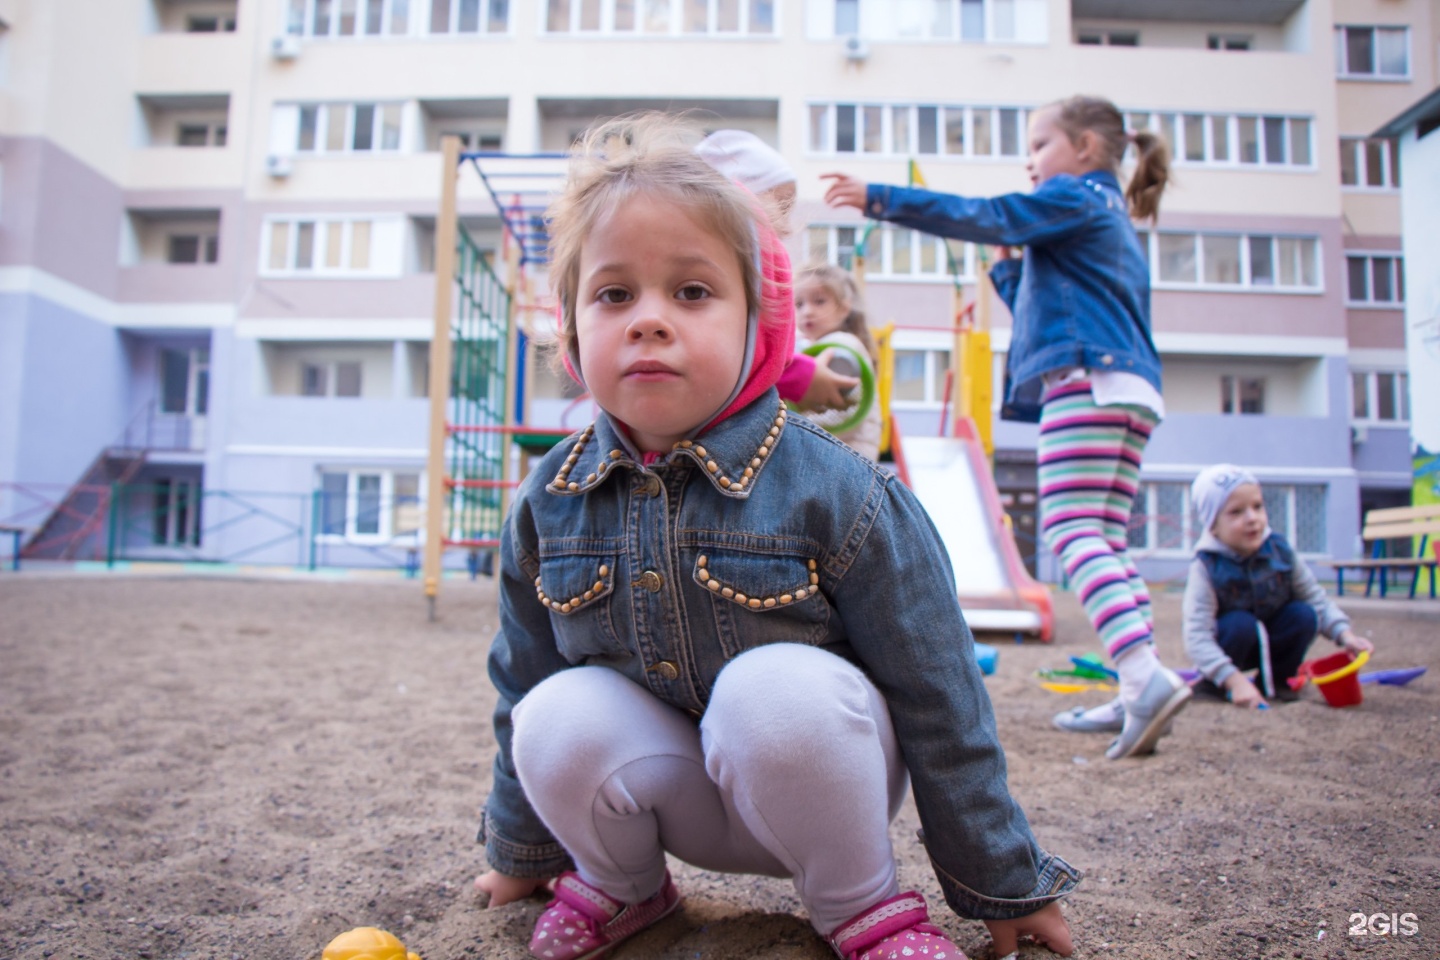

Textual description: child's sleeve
[1289,555,1353,642]
[776,352,816,404]
[989,258,1023,313]
[480,500,579,879]
[829,476,1080,921]
[1182,559,1238,685]
[863,177,1093,247]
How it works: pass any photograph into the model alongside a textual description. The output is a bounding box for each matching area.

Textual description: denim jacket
[864,172,1161,422]
[482,390,1080,920]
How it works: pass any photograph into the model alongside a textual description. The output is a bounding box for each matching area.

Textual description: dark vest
[1198,533,1295,622]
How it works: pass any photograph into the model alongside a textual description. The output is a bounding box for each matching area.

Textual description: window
[1128,110,1312,168]
[1346,254,1404,306]
[1220,375,1265,414]
[301,361,363,397]
[287,0,454,36]
[1352,370,1410,423]
[1335,25,1408,78]
[1206,34,1249,50]
[439,129,503,151]
[806,223,972,280]
[890,348,953,404]
[318,470,421,541]
[263,217,385,275]
[809,102,1026,158]
[830,0,1045,43]
[1145,231,1320,292]
[177,122,226,147]
[295,103,402,154]
[1339,137,1400,189]
[187,15,237,31]
[167,233,220,264]
[1077,30,1137,46]
[546,0,773,35]
[1128,481,1327,555]
[160,348,210,417]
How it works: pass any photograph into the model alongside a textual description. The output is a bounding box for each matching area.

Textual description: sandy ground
[0,573,1436,960]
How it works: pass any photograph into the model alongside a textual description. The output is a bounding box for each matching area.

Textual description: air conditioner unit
[265,154,293,178]
[270,34,301,60]
[843,34,869,62]
[1351,423,1368,445]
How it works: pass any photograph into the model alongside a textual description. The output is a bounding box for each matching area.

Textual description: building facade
[0,0,1430,575]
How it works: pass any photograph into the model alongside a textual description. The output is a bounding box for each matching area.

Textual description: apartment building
[0,0,1430,576]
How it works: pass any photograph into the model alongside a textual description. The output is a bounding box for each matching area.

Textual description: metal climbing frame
[422,138,569,613]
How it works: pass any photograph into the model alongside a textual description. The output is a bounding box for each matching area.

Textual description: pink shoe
[828,892,967,960]
[528,871,681,960]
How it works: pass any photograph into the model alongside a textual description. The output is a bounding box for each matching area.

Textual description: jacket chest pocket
[535,554,627,661]
[693,551,830,658]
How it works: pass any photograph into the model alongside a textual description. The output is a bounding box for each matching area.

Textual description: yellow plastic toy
[322,927,422,960]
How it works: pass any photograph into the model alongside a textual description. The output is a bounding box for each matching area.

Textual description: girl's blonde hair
[1045,95,1170,222]
[547,112,780,368]
[795,263,876,360]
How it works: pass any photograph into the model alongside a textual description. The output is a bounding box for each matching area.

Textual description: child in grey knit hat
[1182,464,1374,708]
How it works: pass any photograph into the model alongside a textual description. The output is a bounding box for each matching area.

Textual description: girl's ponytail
[1126,130,1169,222]
[1049,95,1171,222]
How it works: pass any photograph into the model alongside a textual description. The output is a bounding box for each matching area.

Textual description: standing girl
[475,113,1078,960]
[824,95,1184,760]
[793,263,882,460]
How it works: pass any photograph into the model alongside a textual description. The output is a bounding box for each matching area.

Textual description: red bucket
[1298,650,1368,708]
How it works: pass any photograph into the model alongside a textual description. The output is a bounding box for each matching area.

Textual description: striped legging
[1038,380,1160,661]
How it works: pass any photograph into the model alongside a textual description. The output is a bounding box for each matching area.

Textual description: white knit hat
[1191,463,1260,533]
[696,130,795,195]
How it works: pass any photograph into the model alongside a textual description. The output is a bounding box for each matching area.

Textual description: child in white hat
[1182,464,1374,707]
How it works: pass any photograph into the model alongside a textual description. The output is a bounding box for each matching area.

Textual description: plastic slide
[890,417,1053,640]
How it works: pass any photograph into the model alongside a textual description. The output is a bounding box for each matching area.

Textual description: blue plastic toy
[1358,666,1427,686]
[975,642,998,676]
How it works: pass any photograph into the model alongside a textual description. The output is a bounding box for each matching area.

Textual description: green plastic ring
[789,341,876,436]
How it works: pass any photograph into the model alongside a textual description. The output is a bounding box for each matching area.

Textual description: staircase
[20,449,147,561]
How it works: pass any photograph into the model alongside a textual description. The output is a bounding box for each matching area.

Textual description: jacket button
[654,661,679,680]
[639,570,664,592]
[1100,354,1114,365]
[642,475,662,497]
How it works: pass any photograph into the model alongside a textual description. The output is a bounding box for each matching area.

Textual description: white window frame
[288,0,495,37]
[1345,252,1404,307]
[317,469,424,544]
[808,102,1027,159]
[1127,110,1314,170]
[1350,369,1410,424]
[1129,481,1328,558]
[300,359,365,398]
[1334,24,1410,80]
[887,331,954,409]
[1339,137,1400,190]
[826,0,1046,44]
[1144,230,1323,294]
[805,222,975,281]
[261,216,386,277]
[543,0,776,36]
[166,232,220,265]
[295,102,404,155]
[176,120,228,148]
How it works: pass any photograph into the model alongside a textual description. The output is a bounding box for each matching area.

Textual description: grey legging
[510,642,909,935]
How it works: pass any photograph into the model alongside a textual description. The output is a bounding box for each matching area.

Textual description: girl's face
[794,278,849,342]
[1025,107,1092,187]
[1212,482,1269,556]
[575,193,749,453]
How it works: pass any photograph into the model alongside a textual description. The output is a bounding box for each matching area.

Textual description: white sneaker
[1105,668,1191,760]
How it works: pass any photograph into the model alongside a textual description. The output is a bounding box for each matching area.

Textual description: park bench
[1330,504,1440,599]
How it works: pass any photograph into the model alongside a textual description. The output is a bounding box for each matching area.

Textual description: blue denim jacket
[482,391,1080,920]
[864,171,1161,422]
